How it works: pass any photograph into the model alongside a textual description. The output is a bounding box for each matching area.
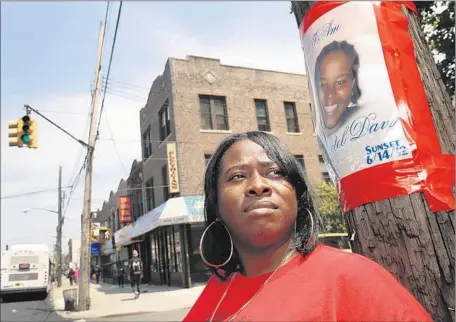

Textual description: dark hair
[202,131,318,280]
[315,40,362,104]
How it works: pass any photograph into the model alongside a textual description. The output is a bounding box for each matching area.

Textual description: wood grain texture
[291,2,455,321]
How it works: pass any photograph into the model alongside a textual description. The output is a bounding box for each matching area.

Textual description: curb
[96,307,192,319]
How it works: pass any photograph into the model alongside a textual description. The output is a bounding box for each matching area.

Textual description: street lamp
[23,208,58,214]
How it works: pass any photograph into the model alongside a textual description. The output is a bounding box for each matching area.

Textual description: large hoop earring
[199,219,234,268]
[305,208,315,237]
[296,208,315,250]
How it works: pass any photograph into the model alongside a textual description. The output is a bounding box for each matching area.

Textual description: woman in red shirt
[184,131,431,322]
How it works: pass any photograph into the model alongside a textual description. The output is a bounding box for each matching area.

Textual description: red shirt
[184,245,432,321]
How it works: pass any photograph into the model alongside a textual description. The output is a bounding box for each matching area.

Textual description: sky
[0,1,306,254]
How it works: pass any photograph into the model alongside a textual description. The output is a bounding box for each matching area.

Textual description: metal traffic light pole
[77,20,106,312]
[56,165,63,288]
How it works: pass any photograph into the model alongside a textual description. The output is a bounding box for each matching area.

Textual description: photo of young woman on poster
[314,40,362,133]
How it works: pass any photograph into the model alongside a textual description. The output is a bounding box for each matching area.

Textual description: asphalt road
[1,293,66,322]
[91,308,190,321]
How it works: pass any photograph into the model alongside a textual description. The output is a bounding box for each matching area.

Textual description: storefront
[113,195,209,288]
[100,241,115,284]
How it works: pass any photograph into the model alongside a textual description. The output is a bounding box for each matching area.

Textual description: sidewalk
[50,278,204,320]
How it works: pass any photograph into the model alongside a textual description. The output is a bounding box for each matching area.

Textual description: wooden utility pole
[291,2,454,321]
[78,20,105,311]
[56,165,63,288]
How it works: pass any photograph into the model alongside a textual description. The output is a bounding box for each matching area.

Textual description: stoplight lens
[22,115,30,123]
[21,134,31,143]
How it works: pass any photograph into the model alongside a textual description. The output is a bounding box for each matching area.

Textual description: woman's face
[318,51,355,129]
[217,140,297,249]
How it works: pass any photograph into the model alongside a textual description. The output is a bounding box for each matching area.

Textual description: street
[90,308,190,321]
[1,293,66,322]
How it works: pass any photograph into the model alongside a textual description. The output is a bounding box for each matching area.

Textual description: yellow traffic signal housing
[8,119,24,147]
[27,118,38,149]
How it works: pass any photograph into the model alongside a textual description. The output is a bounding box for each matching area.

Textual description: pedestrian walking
[74,266,79,284]
[67,267,75,286]
[117,263,125,288]
[128,250,143,299]
[95,265,101,284]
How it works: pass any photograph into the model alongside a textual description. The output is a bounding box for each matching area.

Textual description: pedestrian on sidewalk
[128,250,143,298]
[117,263,125,288]
[74,266,79,284]
[67,267,75,286]
[95,265,101,284]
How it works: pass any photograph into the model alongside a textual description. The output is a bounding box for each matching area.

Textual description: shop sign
[119,196,132,223]
[167,142,180,193]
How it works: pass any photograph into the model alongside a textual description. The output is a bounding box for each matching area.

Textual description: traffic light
[21,115,38,149]
[8,118,24,147]
[8,115,38,149]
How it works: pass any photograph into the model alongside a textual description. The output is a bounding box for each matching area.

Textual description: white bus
[1,244,51,300]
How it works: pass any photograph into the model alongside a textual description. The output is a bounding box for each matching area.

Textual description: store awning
[114,224,133,246]
[129,207,161,240]
[157,195,205,226]
[128,195,205,240]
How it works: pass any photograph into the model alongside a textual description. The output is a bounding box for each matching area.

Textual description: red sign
[19,263,30,270]
[119,196,132,223]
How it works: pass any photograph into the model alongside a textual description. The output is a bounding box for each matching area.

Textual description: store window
[150,233,159,272]
[174,227,182,272]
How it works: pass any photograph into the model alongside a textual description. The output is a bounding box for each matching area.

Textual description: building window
[284,102,300,133]
[136,190,143,217]
[142,126,152,159]
[322,172,331,183]
[199,95,229,130]
[254,99,271,132]
[204,154,213,168]
[145,178,155,212]
[318,154,325,163]
[294,155,305,170]
[159,99,171,141]
[116,209,121,231]
[162,165,169,202]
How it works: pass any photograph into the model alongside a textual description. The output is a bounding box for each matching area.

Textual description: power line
[102,77,151,91]
[95,1,128,176]
[31,110,87,115]
[96,1,123,136]
[1,187,72,200]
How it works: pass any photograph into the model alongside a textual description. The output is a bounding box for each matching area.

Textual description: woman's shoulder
[296,244,402,285]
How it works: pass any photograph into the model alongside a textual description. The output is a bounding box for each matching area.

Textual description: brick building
[110,55,327,288]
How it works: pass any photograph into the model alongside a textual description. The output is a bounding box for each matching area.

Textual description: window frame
[293,154,305,170]
[159,100,171,141]
[145,178,155,212]
[162,165,169,202]
[142,126,152,159]
[254,99,271,132]
[284,101,300,133]
[199,95,229,131]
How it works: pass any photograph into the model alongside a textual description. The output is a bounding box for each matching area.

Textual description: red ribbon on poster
[299,1,455,213]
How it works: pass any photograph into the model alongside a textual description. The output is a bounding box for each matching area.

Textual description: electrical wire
[94,1,128,176]
[96,1,123,136]
[60,2,118,222]
[1,187,72,200]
